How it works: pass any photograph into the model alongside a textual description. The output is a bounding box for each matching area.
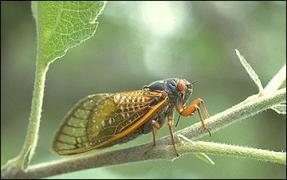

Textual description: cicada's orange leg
[167,116,179,157]
[176,98,211,136]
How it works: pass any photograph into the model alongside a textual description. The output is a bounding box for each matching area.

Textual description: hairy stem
[2,87,285,179]
[2,140,285,179]
[1,61,49,177]
[17,62,49,170]
[159,88,286,145]
[176,141,286,165]
[265,64,286,93]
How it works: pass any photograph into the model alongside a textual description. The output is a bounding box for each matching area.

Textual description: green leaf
[235,49,264,94]
[32,1,106,65]
[271,102,286,114]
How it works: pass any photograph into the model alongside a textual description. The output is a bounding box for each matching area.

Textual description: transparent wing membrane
[53,94,113,154]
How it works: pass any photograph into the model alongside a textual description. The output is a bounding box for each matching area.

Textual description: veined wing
[53,90,168,155]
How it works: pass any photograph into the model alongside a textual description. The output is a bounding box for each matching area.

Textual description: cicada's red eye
[177,79,186,92]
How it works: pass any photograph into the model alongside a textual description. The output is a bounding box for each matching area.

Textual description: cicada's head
[144,78,193,105]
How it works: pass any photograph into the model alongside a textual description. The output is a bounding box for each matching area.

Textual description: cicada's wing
[53,90,168,155]
[52,93,114,155]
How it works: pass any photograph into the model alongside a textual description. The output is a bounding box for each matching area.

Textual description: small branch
[4,140,285,179]
[264,64,286,93]
[2,87,285,179]
[235,49,264,94]
[178,134,215,165]
[160,88,286,145]
[17,62,49,169]
[177,141,286,165]
[1,62,50,178]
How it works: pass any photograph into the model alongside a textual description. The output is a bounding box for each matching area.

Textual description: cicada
[53,78,211,156]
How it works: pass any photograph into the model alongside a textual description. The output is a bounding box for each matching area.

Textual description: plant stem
[16,63,48,170]
[158,88,286,145]
[265,64,286,93]
[1,61,49,178]
[18,62,49,169]
[177,141,286,165]
[235,49,264,93]
[2,87,285,179]
[2,140,285,179]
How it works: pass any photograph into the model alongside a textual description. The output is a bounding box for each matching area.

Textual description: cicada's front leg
[176,98,211,136]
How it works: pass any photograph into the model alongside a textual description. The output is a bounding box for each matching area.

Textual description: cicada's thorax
[101,93,173,148]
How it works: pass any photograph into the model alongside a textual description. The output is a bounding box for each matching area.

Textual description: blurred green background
[1,1,286,179]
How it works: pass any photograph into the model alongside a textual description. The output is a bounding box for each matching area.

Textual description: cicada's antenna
[191,80,199,85]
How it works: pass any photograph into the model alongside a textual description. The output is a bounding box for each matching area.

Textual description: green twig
[2,135,285,179]
[265,64,286,93]
[235,49,264,94]
[18,62,49,169]
[176,141,286,165]
[1,61,49,177]
[157,88,286,146]
[178,134,215,165]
